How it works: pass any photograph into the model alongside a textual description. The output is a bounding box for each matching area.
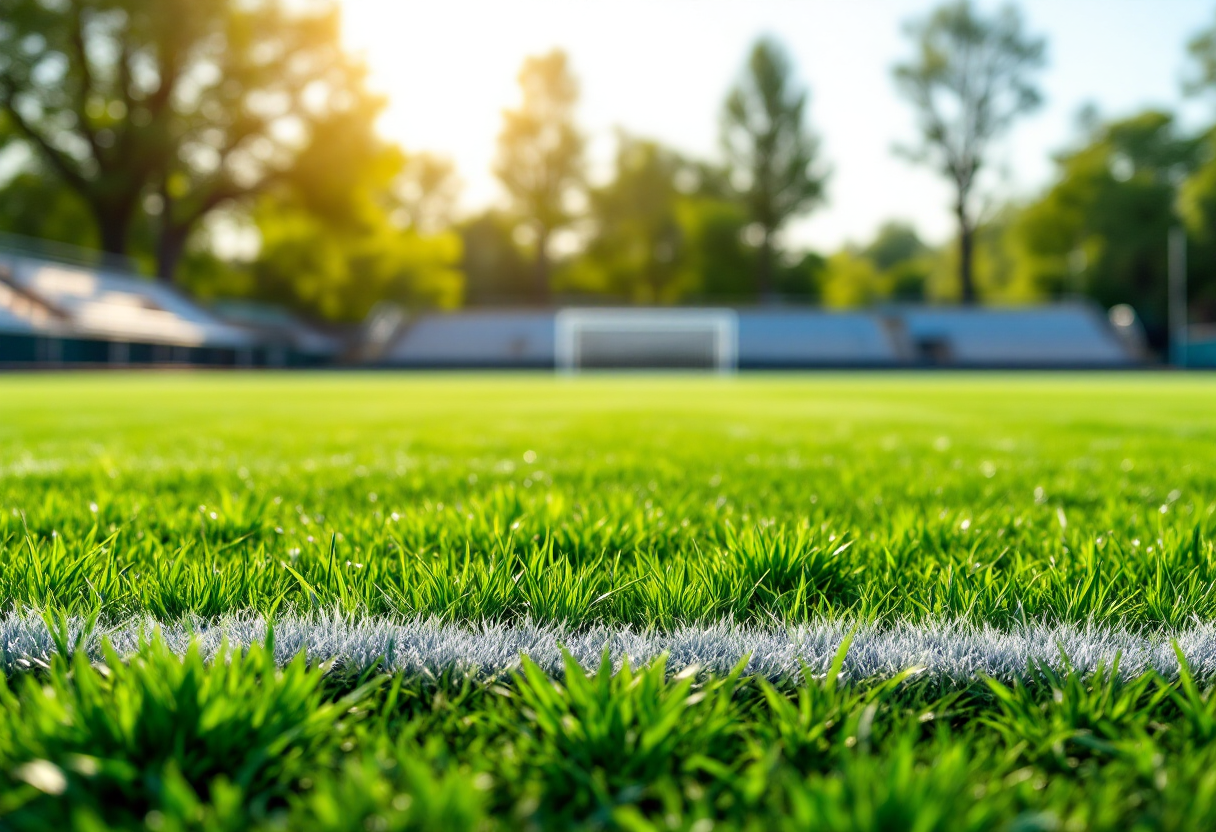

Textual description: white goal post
[555,308,738,373]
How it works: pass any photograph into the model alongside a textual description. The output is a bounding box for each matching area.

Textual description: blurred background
[0,0,1213,370]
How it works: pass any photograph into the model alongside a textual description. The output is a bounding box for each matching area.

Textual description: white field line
[4,614,1216,682]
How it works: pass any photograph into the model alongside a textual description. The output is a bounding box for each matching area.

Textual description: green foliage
[247,103,464,321]
[567,136,695,303]
[863,222,928,272]
[0,0,381,281]
[894,0,1047,303]
[722,37,826,297]
[459,210,535,306]
[1012,111,1201,333]
[675,196,758,302]
[494,50,586,300]
[0,171,99,249]
[820,250,887,308]
[567,135,778,304]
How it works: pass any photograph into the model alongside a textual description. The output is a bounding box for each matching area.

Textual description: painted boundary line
[4,614,1216,682]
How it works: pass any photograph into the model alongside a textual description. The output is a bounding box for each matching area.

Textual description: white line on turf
[5,614,1216,682]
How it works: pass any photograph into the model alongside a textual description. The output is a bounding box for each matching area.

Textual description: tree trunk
[156,222,190,284]
[534,226,550,303]
[94,205,132,259]
[757,230,775,303]
[956,205,977,305]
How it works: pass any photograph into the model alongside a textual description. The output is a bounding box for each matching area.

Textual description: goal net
[555,308,738,372]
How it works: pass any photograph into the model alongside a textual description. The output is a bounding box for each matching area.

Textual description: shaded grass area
[1,373,1215,627]
[4,372,1216,829]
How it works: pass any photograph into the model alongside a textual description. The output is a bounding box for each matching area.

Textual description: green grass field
[3,372,1216,830]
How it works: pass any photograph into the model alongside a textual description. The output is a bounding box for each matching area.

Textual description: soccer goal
[555,308,738,373]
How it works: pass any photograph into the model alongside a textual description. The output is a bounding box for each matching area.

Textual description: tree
[398,153,461,235]
[1179,13,1216,324]
[863,221,932,301]
[820,250,887,308]
[0,168,98,249]
[459,209,534,306]
[0,0,375,281]
[893,0,1046,304]
[494,50,585,302]
[248,109,463,322]
[669,198,750,302]
[721,37,826,300]
[1011,111,1201,339]
[573,134,691,303]
[864,221,928,271]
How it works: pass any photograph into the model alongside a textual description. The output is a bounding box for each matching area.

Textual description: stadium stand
[0,235,347,367]
[378,311,556,368]
[0,228,1141,371]
[376,304,1138,369]
[896,304,1134,367]
[737,310,904,367]
[209,300,343,367]
[0,247,258,366]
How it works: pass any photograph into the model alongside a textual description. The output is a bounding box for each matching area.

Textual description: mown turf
[2,372,1216,830]
[2,373,1215,626]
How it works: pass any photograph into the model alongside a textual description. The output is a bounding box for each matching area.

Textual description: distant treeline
[2,0,1216,344]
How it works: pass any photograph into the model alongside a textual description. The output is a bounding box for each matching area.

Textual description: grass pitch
[2,372,1216,830]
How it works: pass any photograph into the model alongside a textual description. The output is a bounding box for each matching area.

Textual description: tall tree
[250,108,464,321]
[1012,111,1200,338]
[893,1,1045,304]
[577,134,689,303]
[721,37,826,300]
[494,50,584,302]
[0,0,374,282]
[398,153,461,235]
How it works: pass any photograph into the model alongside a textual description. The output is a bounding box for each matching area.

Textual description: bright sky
[341,0,1215,251]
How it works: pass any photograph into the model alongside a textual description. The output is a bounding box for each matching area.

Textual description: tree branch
[0,79,90,194]
[66,0,102,163]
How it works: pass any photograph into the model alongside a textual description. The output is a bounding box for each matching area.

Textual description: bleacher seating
[381,311,556,367]
[738,310,903,366]
[0,249,263,366]
[377,304,1139,369]
[898,305,1133,366]
[1,254,253,350]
